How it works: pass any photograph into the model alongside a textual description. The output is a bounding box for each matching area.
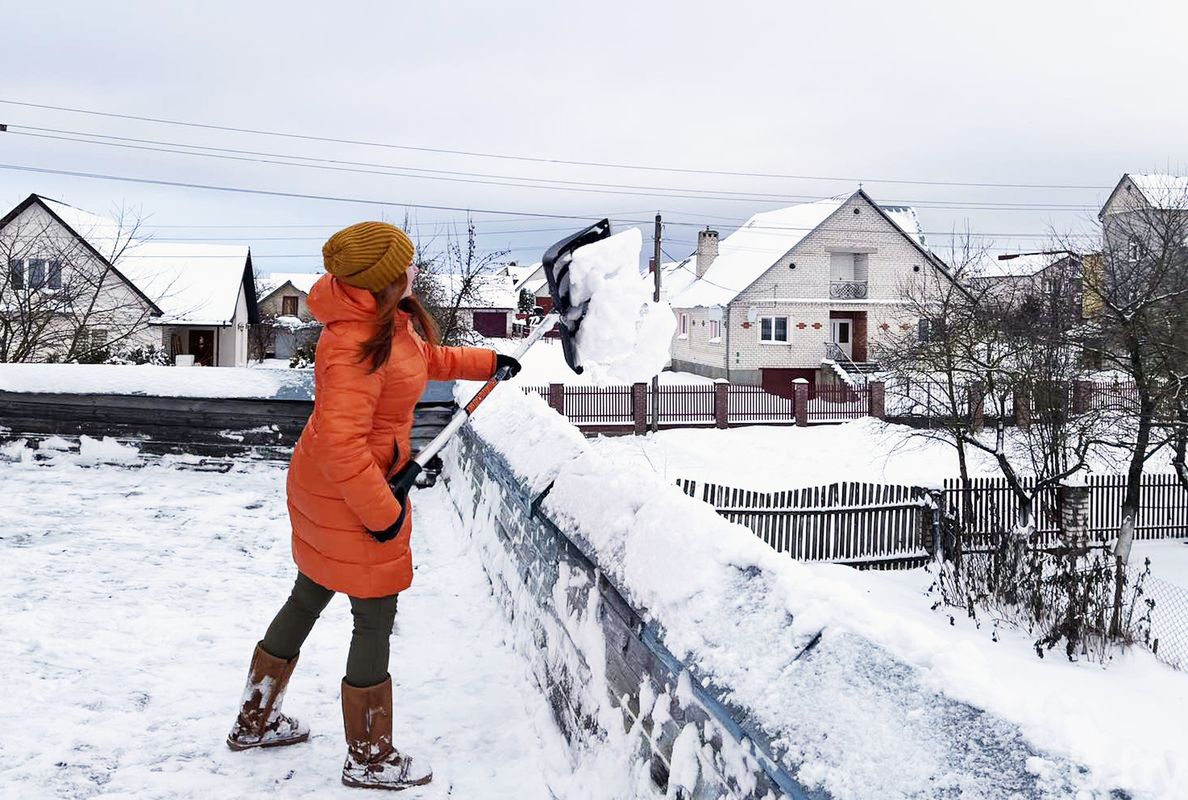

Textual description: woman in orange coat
[225,222,519,791]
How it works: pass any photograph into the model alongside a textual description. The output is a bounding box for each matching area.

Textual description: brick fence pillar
[1059,481,1091,550]
[793,378,809,427]
[969,381,985,432]
[1072,379,1093,415]
[868,380,886,419]
[632,382,648,435]
[1014,386,1030,430]
[714,380,730,429]
[548,383,565,416]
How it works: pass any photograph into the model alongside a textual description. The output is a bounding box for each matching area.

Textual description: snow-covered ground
[0,440,584,799]
[589,417,1180,491]
[487,337,710,386]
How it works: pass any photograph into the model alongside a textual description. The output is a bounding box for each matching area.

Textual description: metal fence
[726,383,795,422]
[807,385,870,421]
[649,384,716,425]
[942,473,1188,548]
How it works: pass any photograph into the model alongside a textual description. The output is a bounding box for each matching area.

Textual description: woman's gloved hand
[495,354,522,378]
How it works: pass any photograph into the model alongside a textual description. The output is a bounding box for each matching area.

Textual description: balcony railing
[829,280,868,299]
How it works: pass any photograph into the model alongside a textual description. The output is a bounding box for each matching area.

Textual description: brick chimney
[696,228,719,277]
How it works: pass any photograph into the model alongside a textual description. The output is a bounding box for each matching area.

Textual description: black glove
[495,354,522,378]
[366,494,409,543]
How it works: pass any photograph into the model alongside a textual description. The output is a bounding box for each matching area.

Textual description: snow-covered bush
[104,344,172,366]
[289,342,316,369]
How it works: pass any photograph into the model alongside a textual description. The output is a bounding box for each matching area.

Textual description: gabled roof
[2,194,256,327]
[260,271,322,300]
[510,261,546,296]
[0,194,163,315]
[1101,173,1188,218]
[662,190,946,308]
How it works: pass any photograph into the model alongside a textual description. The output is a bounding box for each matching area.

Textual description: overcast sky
[2,0,1185,273]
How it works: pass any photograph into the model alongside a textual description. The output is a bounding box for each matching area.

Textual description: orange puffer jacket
[286,275,496,598]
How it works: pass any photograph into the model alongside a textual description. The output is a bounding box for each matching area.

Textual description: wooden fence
[678,479,933,568]
[942,473,1188,547]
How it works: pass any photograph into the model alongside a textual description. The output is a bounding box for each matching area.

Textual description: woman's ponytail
[358,275,441,372]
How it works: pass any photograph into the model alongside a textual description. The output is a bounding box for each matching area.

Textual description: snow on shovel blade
[542,218,611,375]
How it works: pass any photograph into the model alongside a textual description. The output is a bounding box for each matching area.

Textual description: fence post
[1072,379,1093,415]
[793,378,809,427]
[1059,480,1091,550]
[868,380,885,419]
[548,383,565,416]
[632,382,648,435]
[1014,386,1030,430]
[714,379,730,429]
[969,381,985,432]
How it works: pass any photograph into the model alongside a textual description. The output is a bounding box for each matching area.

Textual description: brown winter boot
[340,677,433,791]
[226,643,310,751]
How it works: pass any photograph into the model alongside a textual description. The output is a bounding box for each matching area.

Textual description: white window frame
[678,312,689,339]
[708,319,722,342]
[758,315,790,344]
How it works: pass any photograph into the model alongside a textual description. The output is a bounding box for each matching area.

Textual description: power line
[4,128,1098,211]
[0,97,1114,191]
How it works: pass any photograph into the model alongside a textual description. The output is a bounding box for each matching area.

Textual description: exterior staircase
[823,342,881,387]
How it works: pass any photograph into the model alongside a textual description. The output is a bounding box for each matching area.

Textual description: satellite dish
[747,307,758,323]
[709,305,724,322]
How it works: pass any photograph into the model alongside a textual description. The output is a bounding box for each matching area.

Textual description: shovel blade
[541,218,612,375]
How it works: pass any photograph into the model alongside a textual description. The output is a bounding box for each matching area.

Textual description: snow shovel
[385,218,611,501]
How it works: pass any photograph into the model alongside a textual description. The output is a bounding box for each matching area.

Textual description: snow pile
[0,363,315,400]
[566,228,676,385]
[75,435,141,466]
[449,386,1188,798]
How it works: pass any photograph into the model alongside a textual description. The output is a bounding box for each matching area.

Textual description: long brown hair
[358,272,440,372]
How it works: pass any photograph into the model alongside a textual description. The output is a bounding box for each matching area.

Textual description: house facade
[258,272,321,359]
[0,194,258,366]
[662,190,950,395]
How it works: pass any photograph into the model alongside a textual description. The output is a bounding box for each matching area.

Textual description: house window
[48,260,62,290]
[759,316,789,343]
[28,259,46,289]
[8,259,22,290]
[917,318,932,342]
[1127,238,1141,263]
[82,327,109,355]
[708,319,722,342]
[678,313,689,338]
[282,296,299,317]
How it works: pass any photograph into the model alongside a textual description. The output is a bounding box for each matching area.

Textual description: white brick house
[661,189,952,395]
[0,194,259,366]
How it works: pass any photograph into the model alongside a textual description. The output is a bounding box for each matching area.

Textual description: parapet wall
[441,386,1080,800]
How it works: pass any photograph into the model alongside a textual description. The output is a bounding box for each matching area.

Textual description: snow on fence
[678,478,934,569]
[942,473,1188,547]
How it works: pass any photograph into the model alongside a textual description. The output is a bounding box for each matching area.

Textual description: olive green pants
[260,572,399,688]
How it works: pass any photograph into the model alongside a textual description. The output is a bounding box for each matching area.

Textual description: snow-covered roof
[1129,173,1188,209]
[970,251,1080,280]
[659,192,937,308]
[665,197,848,308]
[437,273,517,309]
[261,271,322,297]
[33,196,252,326]
[501,263,538,286]
[116,241,251,326]
[511,262,545,295]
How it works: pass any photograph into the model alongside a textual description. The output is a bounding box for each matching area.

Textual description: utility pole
[651,213,662,433]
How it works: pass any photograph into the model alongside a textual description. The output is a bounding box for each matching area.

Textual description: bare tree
[248,270,277,363]
[0,203,157,363]
[1078,187,1188,581]
[417,217,509,346]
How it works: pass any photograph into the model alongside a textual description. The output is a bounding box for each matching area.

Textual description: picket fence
[677,479,933,568]
[942,473,1188,547]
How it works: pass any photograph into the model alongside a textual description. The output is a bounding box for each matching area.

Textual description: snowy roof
[970,251,1080,280]
[261,271,322,297]
[665,197,848,308]
[1129,173,1188,209]
[117,241,251,326]
[501,263,538,285]
[437,273,517,309]
[511,262,545,293]
[660,192,931,308]
[32,196,252,326]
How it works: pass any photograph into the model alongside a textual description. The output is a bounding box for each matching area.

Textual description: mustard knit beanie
[322,221,415,291]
